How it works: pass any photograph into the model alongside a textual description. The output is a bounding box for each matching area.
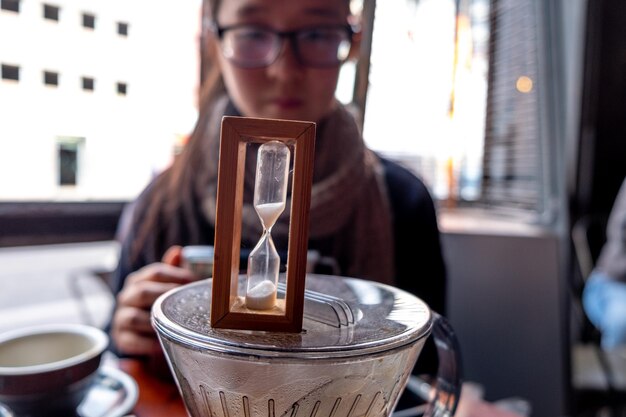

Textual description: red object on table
[117,358,187,417]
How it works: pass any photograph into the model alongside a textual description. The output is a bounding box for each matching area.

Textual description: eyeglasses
[212,23,354,69]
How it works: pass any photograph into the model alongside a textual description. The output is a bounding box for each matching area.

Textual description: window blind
[478,0,546,214]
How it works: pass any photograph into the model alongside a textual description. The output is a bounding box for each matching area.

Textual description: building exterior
[0,0,200,201]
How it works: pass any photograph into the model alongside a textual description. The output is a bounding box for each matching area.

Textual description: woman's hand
[111,245,195,357]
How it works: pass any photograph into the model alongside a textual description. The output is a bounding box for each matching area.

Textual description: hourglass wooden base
[210,116,315,332]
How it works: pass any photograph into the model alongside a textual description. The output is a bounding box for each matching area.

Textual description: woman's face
[213,0,352,123]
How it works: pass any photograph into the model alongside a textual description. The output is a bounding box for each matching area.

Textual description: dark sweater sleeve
[381,158,447,380]
[110,194,151,296]
[382,158,447,315]
[104,196,149,355]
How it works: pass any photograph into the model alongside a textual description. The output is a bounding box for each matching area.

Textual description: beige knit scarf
[201,97,395,285]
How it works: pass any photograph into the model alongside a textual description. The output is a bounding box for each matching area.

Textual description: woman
[109,0,446,368]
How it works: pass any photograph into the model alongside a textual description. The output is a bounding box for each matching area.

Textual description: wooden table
[117,358,187,417]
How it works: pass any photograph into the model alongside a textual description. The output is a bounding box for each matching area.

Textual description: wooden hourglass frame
[210,116,315,332]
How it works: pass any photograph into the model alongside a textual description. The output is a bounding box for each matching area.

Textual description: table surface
[117,358,525,417]
[117,358,187,417]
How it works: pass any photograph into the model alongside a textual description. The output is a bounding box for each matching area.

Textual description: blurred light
[516,76,533,93]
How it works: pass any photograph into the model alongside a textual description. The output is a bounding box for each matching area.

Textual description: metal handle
[395,312,462,417]
[425,312,462,416]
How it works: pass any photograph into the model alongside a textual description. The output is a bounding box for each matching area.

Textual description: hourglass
[245,141,290,310]
[210,116,316,332]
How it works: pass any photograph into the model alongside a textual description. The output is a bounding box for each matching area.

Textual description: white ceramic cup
[0,324,108,417]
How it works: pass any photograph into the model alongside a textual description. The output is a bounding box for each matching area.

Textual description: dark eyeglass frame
[210,23,355,69]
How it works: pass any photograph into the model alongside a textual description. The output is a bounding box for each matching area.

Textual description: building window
[82,12,95,29]
[43,4,59,21]
[0,0,20,13]
[1,64,19,81]
[57,138,84,186]
[43,71,59,86]
[117,22,128,36]
[116,82,127,95]
[82,76,94,91]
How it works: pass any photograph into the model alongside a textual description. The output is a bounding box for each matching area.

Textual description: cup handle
[402,312,462,417]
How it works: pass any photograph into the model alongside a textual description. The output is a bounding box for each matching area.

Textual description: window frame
[0,202,125,247]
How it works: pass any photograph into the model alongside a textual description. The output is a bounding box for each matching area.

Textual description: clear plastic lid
[152,274,432,359]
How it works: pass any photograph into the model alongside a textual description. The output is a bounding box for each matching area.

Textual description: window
[480,1,536,210]
[0,0,19,13]
[362,0,489,202]
[117,22,129,36]
[82,12,95,29]
[361,0,558,221]
[43,4,59,21]
[1,64,19,81]
[57,138,84,186]
[43,71,59,86]
[476,0,554,217]
[82,76,94,91]
[116,82,127,95]
[0,0,200,247]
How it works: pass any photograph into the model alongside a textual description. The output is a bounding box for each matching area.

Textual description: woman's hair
[128,0,226,263]
[199,0,223,102]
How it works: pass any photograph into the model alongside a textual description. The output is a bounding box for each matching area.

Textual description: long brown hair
[129,0,225,264]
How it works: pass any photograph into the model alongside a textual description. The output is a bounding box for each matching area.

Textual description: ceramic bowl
[0,324,108,417]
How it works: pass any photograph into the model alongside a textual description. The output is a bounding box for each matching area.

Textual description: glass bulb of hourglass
[246,230,280,310]
[246,141,290,310]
